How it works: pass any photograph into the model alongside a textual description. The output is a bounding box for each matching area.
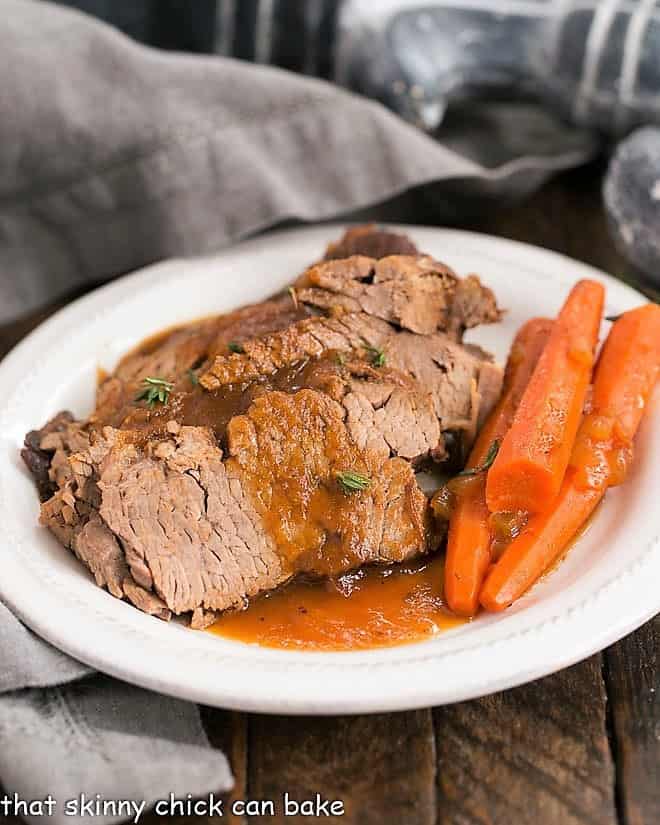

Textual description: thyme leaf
[228,341,245,354]
[336,470,371,494]
[187,368,199,386]
[455,439,500,478]
[363,343,386,368]
[134,376,174,407]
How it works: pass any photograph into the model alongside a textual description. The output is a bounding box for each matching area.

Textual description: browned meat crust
[297,254,501,336]
[324,225,419,260]
[21,411,74,501]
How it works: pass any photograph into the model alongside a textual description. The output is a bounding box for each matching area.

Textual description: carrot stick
[591,304,660,441]
[480,304,660,611]
[444,318,553,616]
[486,280,605,514]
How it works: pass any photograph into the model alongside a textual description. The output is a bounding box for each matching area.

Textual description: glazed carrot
[444,318,553,616]
[486,280,605,513]
[480,304,660,611]
[590,304,660,441]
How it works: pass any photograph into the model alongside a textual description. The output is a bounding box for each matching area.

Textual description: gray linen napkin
[0,0,596,325]
[0,0,596,816]
[0,603,233,825]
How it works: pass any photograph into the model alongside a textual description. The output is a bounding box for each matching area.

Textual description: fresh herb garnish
[134,376,174,407]
[336,470,372,494]
[363,343,386,368]
[228,341,245,354]
[455,440,500,478]
[288,286,299,309]
[335,352,346,366]
[187,368,199,386]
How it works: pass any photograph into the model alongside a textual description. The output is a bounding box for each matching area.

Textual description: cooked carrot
[444,318,553,616]
[590,304,660,441]
[486,280,605,514]
[480,304,660,611]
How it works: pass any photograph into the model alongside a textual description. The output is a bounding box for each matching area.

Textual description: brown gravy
[210,555,466,651]
[103,309,462,650]
[117,353,345,444]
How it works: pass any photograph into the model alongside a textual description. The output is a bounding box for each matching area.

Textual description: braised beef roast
[23,227,503,627]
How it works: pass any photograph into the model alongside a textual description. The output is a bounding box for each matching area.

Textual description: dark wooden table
[1,165,658,825]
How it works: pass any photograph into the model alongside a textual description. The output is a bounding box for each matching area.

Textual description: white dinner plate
[0,224,658,714]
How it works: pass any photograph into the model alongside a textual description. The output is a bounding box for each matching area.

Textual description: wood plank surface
[604,617,660,825]
[204,709,249,825]
[248,711,436,824]
[433,657,617,825]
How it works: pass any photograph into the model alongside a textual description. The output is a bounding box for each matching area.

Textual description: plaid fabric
[49,0,342,75]
[49,0,660,136]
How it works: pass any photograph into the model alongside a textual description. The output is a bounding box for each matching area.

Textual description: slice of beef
[93,295,310,429]
[203,294,311,364]
[201,312,502,464]
[452,275,502,332]
[94,423,284,618]
[21,411,75,501]
[200,312,390,389]
[335,365,441,464]
[26,228,504,628]
[324,225,419,260]
[225,390,430,578]
[42,393,430,624]
[341,332,503,462]
[297,254,501,336]
[298,255,456,335]
[38,422,173,620]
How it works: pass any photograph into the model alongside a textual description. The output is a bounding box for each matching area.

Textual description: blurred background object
[48,0,340,72]
[337,0,660,136]
[18,0,660,288]
[604,127,660,288]
[49,0,660,136]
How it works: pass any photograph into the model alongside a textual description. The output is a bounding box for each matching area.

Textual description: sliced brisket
[225,390,430,577]
[200,312,390,389]
[21,411,75,501]
[37,422,173,619]
[94,295,310,429]
[324,225,419,260]
[201,311,501,465]
[24,226,503,626]
[38,394,430,626]
[297,254,501,336]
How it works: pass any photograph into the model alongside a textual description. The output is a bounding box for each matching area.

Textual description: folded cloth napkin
[0,0,596,816]
[0,603,233,825]
[0,0,596,326]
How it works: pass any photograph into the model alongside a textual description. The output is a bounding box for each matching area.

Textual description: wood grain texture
[604,617,660,825]
[204,709,249,825]
[248,711,436,824]
[433,657,618,825]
